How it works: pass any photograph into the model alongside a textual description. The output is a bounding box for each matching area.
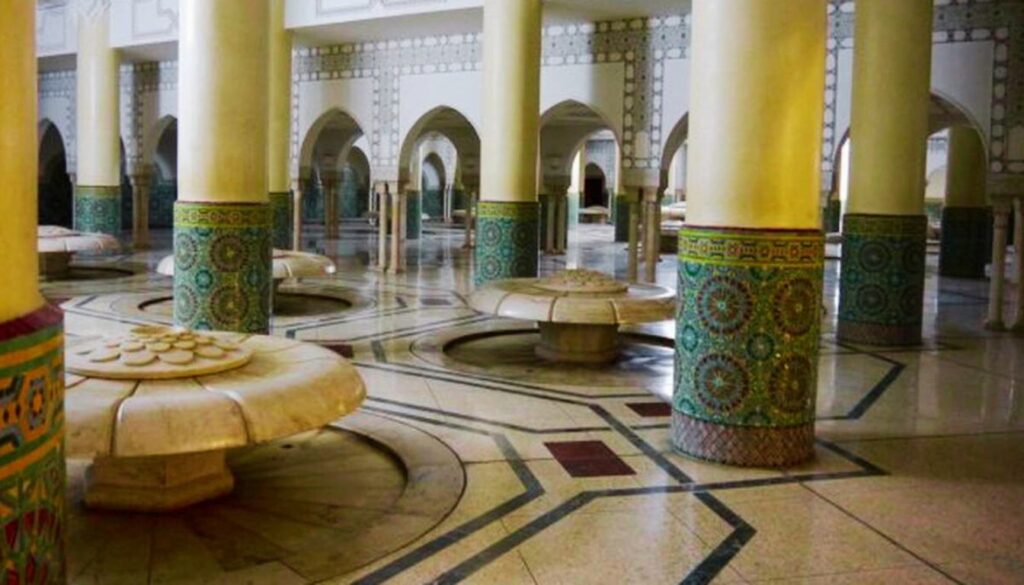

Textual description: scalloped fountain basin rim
[533,269,629,294]
[67,326,252,380]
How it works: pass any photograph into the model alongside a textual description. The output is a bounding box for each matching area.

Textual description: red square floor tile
[625,402,672,418]
[544,440,636,478]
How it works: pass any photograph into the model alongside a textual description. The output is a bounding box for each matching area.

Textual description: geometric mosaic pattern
[73,185,121,236]
[837,214,927,346]
[474,201,539,286]
[0,305,66,585]
[673,226,824,466]
[172,202,272,334]
[939,206,991,279]
[269,191,293,250]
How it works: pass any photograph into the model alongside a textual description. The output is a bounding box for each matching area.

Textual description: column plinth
[672,228,823,467]
[173,202,272,333]
[474,201,539,286]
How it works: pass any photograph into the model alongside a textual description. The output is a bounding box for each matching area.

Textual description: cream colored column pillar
[292,180,303,251]
[377,183,390,270]
[129,170,152,249]
[672,0,827,467]
[940,126,990,278]
[475,0,542,285]
[75,0,122,236]
[389,184,403,274]
[837,0,933,345]
[627,191,641,282]
[643,187,661,283]
[1012,198,1024,331]
[174,0,272,333]
[986,203,1011,330]
[0,2,67,575]
[268,0,293,249]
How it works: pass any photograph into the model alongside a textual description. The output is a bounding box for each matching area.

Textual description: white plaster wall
[399,70,483,141]
[37,2,77,57]
[932,41,994,140]
[540,62,625,140]
[660,58,691,156]
[297,77,376,158]
[110,0,180,48]
[286,0,481,28]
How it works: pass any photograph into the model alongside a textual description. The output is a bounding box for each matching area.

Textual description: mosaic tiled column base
[0,305,66,583]
[406,191,422,240]
[269,191,293,250]
[939,206,991,279]
[173,202,272,334]
[614,194,630,242]
[837,214,927,346]
[672,227,824,467]
[474,201,539,286]
[74,185,121,236]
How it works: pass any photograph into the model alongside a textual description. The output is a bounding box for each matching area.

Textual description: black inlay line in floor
[800,483,968,585]
[362,314,491,344]
[364,399,889,585]
[284,306,421,337]
[355,360,649,402]
[354,362,594,406]
[365,397,609,435]
[352,408,543,585]
[589,405,693,485]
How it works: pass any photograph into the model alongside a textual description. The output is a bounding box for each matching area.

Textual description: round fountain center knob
[534,269,629,294]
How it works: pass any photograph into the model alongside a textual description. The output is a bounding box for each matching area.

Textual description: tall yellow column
[174,0,272,333]
[940,126,990,278]
[837,0,933,345]
[0,1,67,578]
[268,0,293,249]
[75,0,122,236]
[474,0,542,285]
[672,0,827,467]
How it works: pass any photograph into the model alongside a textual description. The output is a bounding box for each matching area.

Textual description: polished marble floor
[49,222,1024,584]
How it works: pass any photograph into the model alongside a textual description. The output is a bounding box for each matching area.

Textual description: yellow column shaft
[847,0,933,215]
[179,0,270,203]
[686,0,826,229]
[0,0,42,321]
[480,0,542,202]
[76,2,120,186]
[268,0,292,193]
[944,126,988,208]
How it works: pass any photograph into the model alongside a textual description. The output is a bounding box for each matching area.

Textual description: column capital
[76,0,111,22]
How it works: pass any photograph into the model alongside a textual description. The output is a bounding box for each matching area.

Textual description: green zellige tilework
[939,206,991,279]
[269,192,293,250]
[74,185,121,236]
[474,201,539,286]
[672,227,824,466]
[173,202,272,334]
[837,214,927,346]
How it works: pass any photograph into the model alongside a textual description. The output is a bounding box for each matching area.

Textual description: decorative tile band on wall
[172,202,273,334]
[837,213,927,346]
[0,305,66,584]
[269,192,294,250]
[406,191,422,240]
[940,206,992,279]
[73,185,121,236]
[614,194,631,243]
[474,201,540,286]
[672,226,824,467]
